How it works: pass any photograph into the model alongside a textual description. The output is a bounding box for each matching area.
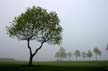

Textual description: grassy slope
[0,61,108,71]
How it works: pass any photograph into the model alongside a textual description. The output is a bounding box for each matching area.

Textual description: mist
[0,0,108,61]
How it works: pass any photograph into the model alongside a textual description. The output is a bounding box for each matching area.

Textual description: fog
[0,0,108,61]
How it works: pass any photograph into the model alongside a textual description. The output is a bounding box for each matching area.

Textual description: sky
[0,0,108,61]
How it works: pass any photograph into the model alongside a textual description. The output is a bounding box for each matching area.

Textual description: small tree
[55,47,67,61]
[67,52,72,61]
[74,50,80,61]
[106,43,108,51]
[81,52,87,61]
[87,50,93,61]
[55,52,61,61]
[7,6,62,65]
[93,47,101,61]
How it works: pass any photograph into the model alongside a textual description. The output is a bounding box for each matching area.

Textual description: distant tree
[81,52,87,61]
[67,52,72,61]
[93,47,101,61]
[106,43,108,51]
[55,52,61,61]
[7,6,62,65]
[55,47,67,61]
[87,50,93,61]
[74,50,80,61]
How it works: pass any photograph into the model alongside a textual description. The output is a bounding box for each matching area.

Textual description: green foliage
[106,43,108,50]
[93,47,101,61]
[67,52,72,61]
[87,50,93,58]
[7,6,62,45]
[74,50,80,57]
[55,52,60,58]
[55,47,67,59]
[7,6,63,65]
[81,52,87,58]
[67,52,72,58]
[93,48,101,55]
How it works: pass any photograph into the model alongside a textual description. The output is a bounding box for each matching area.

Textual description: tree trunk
[89,57,90,61]
[76,57,77,61]
[27,39,33,66]
[27,39,45,66]
[96,54,97,61]
[29,54,33,65]
[83,57,85,61]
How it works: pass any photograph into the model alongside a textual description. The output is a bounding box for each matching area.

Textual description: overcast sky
[0,0,108,61]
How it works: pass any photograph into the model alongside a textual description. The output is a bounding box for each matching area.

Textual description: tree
[7,6,62,65]
[74,50,80,61]
[106,43,108,51]
[81,52,87,61]
[87,50,93,61]
[55,52,60,61]
[55,47,67,61]
[67,52,72,61]
[93,47,101,61]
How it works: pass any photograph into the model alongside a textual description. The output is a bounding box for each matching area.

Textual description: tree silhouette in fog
[55,47,67,61]
[55,52,60,61]
[87,50,93,61]
[81,52,87,61]
[67,52,72,61]
[74,50,80,61]
[106,43,108,51]
[7,6,62,65]
[93,47,101,61]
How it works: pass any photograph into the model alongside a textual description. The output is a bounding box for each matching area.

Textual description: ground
[0,61,108,71]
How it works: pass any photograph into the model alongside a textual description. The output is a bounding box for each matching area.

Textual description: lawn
[0,61,108,71]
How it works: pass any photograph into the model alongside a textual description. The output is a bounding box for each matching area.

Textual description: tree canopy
[87,50,93,60]
[67,52,72,61]
[55,47,67,60]
[67,52,72,58]
[7,6,62,45]
[93,47,101,61]
[82,52,87,59]
[74,50,80,60]
[74,50,80,57]
[94,48,101,55]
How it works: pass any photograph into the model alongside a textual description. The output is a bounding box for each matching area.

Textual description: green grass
[36,61,108,67]
[0,61,108,71]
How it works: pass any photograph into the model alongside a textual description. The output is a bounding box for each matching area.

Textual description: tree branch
[27,39,32,55]
[32,40,46,57]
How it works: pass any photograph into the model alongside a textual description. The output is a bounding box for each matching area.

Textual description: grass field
[0,61,108,71]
